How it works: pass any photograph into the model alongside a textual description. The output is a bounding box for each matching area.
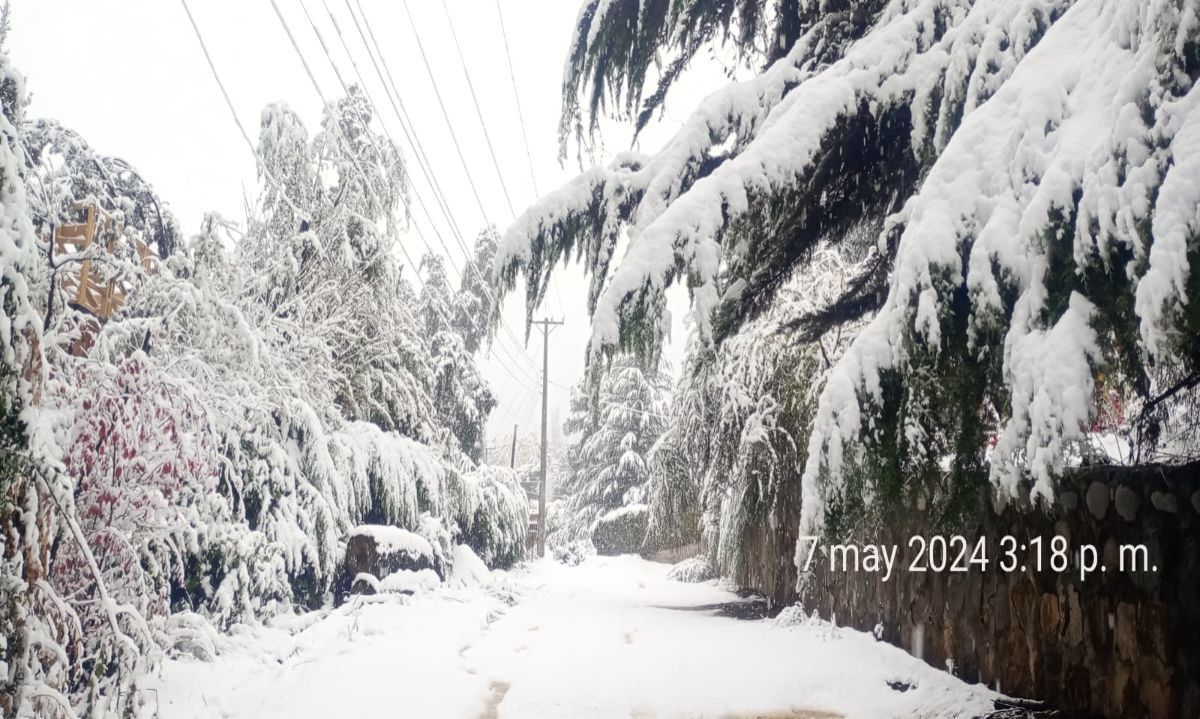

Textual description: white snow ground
[148,555,998,718]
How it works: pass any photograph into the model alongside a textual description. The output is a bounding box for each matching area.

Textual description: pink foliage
[54,354,218,625]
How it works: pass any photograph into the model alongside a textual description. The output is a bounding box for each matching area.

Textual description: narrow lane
[150,556,997,718]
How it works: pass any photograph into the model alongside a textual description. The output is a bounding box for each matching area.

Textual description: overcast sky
[10,0,720,453]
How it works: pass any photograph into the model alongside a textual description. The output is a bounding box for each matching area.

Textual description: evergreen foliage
[549,356,670,549]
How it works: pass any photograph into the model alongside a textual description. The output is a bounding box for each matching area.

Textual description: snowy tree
[549,356,670,550]
[497,0,1200,556]
[1,18,160,715]
[420,253,496,464]
[454,227,500,355]
[23,119,182,260]
[0,16,58,715]
[242,94,433,439]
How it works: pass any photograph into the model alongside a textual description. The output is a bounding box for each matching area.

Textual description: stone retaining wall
[737,463,1200,718]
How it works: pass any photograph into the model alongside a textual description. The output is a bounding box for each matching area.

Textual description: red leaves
[54,355,219,623]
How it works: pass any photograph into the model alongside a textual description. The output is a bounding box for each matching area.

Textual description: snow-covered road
[150,555,998,718]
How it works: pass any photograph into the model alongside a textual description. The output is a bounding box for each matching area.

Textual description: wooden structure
[52,201,158,321]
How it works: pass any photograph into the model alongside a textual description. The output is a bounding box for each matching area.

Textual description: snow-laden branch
[800,0,1200,536]
[497,0,1072,364]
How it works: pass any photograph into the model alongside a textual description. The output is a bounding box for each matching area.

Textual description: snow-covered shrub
[551,539,595,567]
[666,556,716,584]
[592,503,649,555]
[447,465,529,569]
[446,544,492,590]
[53,354,220,668]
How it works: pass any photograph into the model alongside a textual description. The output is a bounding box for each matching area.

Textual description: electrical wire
[439,0,516,219]
[348,0,550,379]
[492,0,539,198]
[293,0,544,390]
[183,0,539,394]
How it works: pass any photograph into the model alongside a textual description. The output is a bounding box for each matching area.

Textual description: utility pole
[531,317,563,557]
[509,423,518,469]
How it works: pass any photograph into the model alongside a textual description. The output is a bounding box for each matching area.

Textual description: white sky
[11,0,721,452]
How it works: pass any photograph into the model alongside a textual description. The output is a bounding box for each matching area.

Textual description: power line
[493,0,539,198]
[439,0,516,219]
[491,377,537,436]
[295,0,543,393]
[350,0,480,264]
[299,0,544,390]
[328,0,544,388]
[393,1,556,367]
[330,0,464,247]
[399,0,491,227]
[177,0,302,219]
[346,0,470,250]
[351,0,547,379]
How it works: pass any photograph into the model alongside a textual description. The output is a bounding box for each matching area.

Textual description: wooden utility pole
[532,318,563,557]
[509,423,518,469]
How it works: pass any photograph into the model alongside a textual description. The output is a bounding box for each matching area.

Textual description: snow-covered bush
[592,503,649,555]
[666,555,716,584]
[448,465,529,569]
[446,544,492,589]
[551,539,596,567]
[53,353,220,663]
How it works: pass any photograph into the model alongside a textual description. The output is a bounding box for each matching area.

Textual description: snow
[379,568,441,594]
[599,502,648,523]
[350,524,434,558]
[801,0,1200,535]
[149,555,997,719]
[352,572,381,593]
[446,544,493,590]
[1137,82,1200,357]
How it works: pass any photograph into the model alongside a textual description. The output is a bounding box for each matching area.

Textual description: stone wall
[735,462,1200,718]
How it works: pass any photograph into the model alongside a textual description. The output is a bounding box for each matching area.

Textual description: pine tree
[550,356,670,551]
